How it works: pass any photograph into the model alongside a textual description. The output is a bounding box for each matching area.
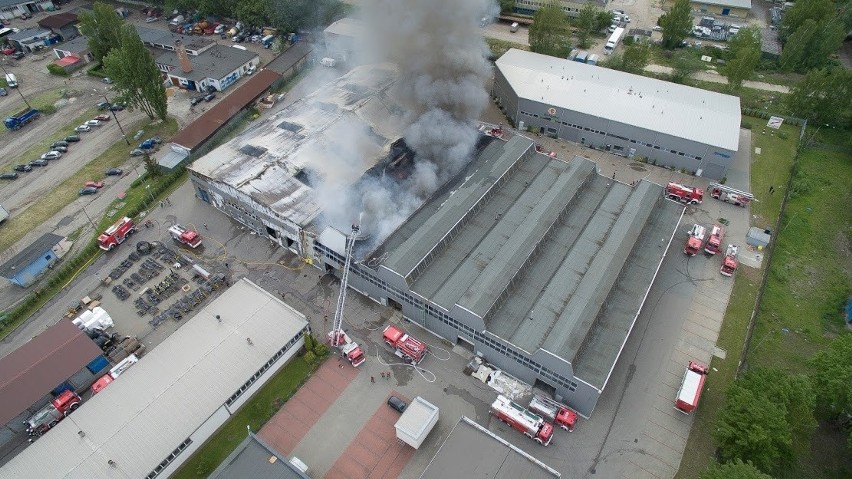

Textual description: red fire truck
[168,224,203,248]
[528,394,578,432]
[327,330,366,367]
[97,217,136,251]
[382,324,427,365]
[25,390,81,440]
[704,224,725,255]
[720,244,739,276]
[708,183,754,207]
[684,224,706,256]
[675,361,709,414]
[665,182,704,205]
[491,395,554,445]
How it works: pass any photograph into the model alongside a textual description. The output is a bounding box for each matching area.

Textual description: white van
[4,73,17,88]
[320,57,337,67]
[510,22,519,33]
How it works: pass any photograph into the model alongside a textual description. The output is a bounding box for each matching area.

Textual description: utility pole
[100,90,130,145]
[0,62,32,109]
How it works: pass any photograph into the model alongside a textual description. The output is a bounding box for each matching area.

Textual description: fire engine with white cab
[720,244,739,276]
[704,224,725,255]
[675,361,709,414]
[491,395,555,445]
[684,224,706,256]
[665,182,703,205]
[168,224,203,248]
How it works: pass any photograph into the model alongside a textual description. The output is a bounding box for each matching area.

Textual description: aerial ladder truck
[327,224,366,367]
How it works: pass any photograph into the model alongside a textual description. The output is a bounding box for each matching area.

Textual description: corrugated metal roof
[496,49,740,151]
[266,42,313,76]
[1,279,309,479]
[0,233,64,279]
[37,12,78,29]
[693,0,752,9]
[323,17,364,38]
[209,433,310,479]
[420,417,560,478]
[0,319,101,425]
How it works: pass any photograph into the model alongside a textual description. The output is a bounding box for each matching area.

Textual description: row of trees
[779,0,850,73]
[79,3,168,121]
[709,334,852,477]
[150,0,345,34]
[528,2,614,56]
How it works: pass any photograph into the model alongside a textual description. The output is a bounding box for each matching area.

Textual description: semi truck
[665,182,703,205]
[25,390,81,440]
[704,225,725,255]
[720,244,739,276]
[675,361,709,414]
[97,217,137,251]
[604,27,625,54]
[168,224,203,248]
[708,183,754,207]
[4,108,40,131]
[91,354,140,394]
[383,324,427,364]
[684,224,706,256]
[327,330,366,367]
[528,394,578,432]
[491,395,554,446]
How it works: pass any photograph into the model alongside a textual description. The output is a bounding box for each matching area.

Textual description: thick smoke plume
[348,0,495,247]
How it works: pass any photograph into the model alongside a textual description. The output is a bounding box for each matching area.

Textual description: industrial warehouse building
[493,49,741,180]
[3,279,310,478]
[188,65,684,417]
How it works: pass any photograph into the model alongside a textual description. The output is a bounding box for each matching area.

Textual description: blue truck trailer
[4,108,40,131]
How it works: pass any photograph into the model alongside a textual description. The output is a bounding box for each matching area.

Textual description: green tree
[809,333,852,419]
[659,0,692,49]
[737,368,817,436]
[499,0,515,14]
[269,0,343,33]
[670,50,701,83]
[104,25,168,121]
[700,459,773,479]
[594,9,614,32]
[78,2,125,63]
[779,0,834,43]
[780,18,846,73]
[528,1,570,58]
[235,0,270,28]
[143,152,161,177]
[618,41,650,73]
[575,3,597,49]
[723,26,761,90]
[714,383,793,476]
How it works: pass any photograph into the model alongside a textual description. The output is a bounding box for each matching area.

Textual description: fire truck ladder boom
[709,183,755,200]
[330,224,360,345]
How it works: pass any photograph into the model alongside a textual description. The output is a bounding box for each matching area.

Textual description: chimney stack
[175,41,192,73]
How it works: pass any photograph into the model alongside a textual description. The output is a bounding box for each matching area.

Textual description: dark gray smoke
[350,0,495,245]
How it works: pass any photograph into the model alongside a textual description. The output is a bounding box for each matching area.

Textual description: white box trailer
[394,396,439,449]
[604,27,625,54]
[72,306,114,331]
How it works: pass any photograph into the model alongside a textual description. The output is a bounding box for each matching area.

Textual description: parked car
[11,51,24,60]
[145,16,159,23]
[108,103,125,111]
[190,96,204,106]
[64,135,81,142]
[94,114,111,121]
[387,396,407,413]
[13,164,32,172]
[203,93,216,102]
[101,77,113,84]
[41,151,62,160]
[130,148,145,157]
[79,187,99,196]
[96,101,111,110]
[75,125,91,132]
[50,145,68,153]
[0,172,19,180]
[0,87,6,97]
[85,119,101,127]
[51,140,69,148]
[105,168,123,176]
[1,46,15,55]
[29,159,48,167]
[246,65,256,75]
[85,180,104,189]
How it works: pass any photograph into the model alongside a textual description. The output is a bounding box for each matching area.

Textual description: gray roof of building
[496,49,741,151]
[2,278,310,478]
[266,42,312,76]
[53,35,89,54]
[691,0,752,9]
[155,44,257,82]
[375,136,683,388]
[134,25,213,52]
[0,0,30,9]
[420,417,560,479]
[8,27,52,41]
[189,64,406,229]
[0,233,63,278]
[209,433,310,479]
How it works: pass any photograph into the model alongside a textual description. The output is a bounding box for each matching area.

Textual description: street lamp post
[98,90,130,145]
[0,62,32,109]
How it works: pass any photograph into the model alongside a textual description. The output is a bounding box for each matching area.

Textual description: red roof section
[0,319,101,425]
[55,55,80,66]
[170,69,282,152]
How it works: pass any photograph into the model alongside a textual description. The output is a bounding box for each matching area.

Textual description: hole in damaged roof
[239,145,268,157]
[277,120,303,133]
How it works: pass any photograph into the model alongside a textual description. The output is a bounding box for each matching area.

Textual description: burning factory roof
[189,64,405,229]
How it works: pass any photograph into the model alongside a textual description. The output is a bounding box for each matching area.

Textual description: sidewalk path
[644,64,791,93]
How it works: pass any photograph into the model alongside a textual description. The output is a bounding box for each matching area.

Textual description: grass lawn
[675,117,800,478]
[171,356,320,478]
[0,106,98,172]
[0,117,179,253]
[486,37,530,58]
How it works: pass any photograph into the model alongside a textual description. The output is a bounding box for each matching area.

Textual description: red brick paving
[326,391,417,479]
[259,359,359,455]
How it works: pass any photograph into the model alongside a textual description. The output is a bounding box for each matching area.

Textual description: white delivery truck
[604,27,625,55]
[5,73,17,88]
